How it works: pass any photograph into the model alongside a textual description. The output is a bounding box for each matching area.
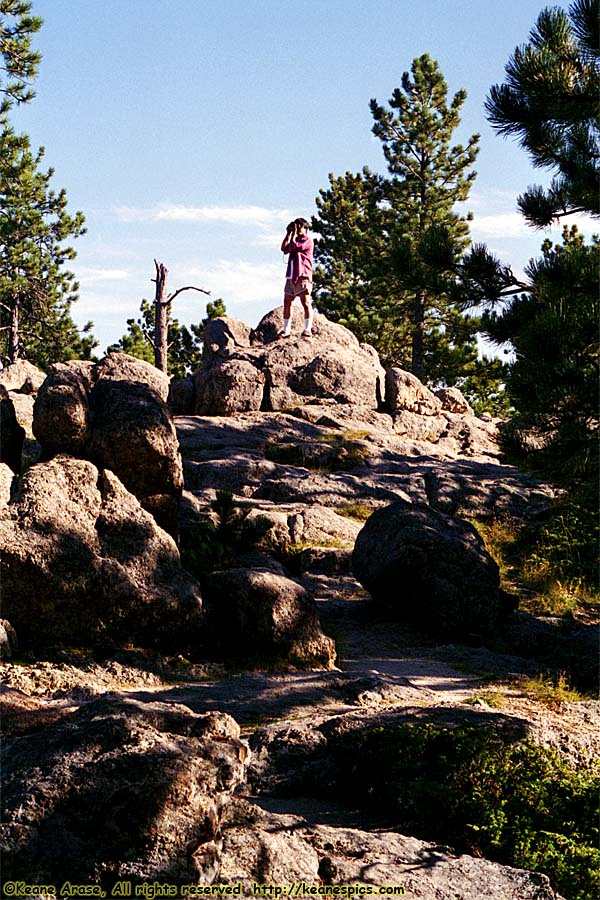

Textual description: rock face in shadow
[352,500,517,640]
[184,310,385,415]
[201,567,336,668]
[33,352,181,535]
[0,455,203,651]
[0,695,249,886]
[0,386,25,473]
[32,359,94,453]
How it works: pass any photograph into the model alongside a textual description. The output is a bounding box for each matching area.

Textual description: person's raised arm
[281,221,297,253]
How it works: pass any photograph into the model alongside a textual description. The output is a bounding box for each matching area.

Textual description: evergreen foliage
[313,55,493,396]
[484,226,599,479]
[452,355,512,417]
[335,723,600,900]
[312,169,410,364]
[0,2,94,367]
[474,482,599,624]
[523,483,599,594]
[0,125,93,366]
[0,0,42,113]
[472,2,600,480]
[486,0,600,227]
[511,480,600,616]
[109,297,227,379]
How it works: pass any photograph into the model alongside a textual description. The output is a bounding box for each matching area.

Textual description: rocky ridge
[0,314,596,899]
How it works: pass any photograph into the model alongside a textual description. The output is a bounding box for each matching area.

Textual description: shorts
[284,277,313,299]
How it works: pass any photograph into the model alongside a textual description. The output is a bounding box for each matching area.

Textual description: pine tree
[470,1,600,477]
[313,169,411,365]
[486,0,600,227]
[0,0,42,113]
[107,301,155,368]
[483,226,599,477]
[0,2,93,367]
[0,125,91,365]
[21,302,96,370]
[370,54,480,378]
[204,298,226,320]
[313,55,481,382]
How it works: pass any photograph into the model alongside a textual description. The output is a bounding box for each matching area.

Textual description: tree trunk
[8,301,20,363]
[411,288,425,379]
[153,261,169,373]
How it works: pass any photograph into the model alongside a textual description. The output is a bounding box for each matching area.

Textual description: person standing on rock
[280,217,314,338]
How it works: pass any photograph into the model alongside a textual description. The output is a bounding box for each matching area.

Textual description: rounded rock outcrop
[352,500,517,640]
[201,567,336,667]
[33,352,182,535]
[0,455,202,652]
[0,695,248,885]
[191,311,385,415]
[0,359,46,395]
[32,360,94,454]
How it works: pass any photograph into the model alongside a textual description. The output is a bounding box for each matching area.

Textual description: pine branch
[11,328,42,339]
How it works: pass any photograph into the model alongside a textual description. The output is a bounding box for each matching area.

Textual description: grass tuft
[471,487,599,623]
[336,502,374,522]
[517,672,585,709]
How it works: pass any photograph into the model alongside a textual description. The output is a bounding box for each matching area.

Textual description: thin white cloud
[111,205,154,223]
[469,212,531,240]
[470,210,598,241]
[185,260,282,304]
[76,266,131,284]
[252,228,289,248]
[114,203,292,228]
[72,292,136,320]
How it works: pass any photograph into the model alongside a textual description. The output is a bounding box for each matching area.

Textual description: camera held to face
[287,221,296,233]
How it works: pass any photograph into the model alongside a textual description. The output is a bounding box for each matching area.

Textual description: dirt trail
[3,585,598,771]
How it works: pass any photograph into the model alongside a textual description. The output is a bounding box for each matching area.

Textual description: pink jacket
[286,234,314,282]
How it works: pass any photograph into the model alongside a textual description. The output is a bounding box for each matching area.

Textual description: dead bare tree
[152,260,210,373]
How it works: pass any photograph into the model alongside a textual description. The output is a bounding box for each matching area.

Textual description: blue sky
[10,0,596,353]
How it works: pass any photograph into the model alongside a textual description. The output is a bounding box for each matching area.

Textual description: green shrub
[335,723,600,900]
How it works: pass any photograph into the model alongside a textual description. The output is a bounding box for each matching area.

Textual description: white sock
[303,317,312,333]
[283,318,291,335]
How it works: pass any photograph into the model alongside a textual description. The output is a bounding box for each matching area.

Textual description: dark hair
[294,217,310,229]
